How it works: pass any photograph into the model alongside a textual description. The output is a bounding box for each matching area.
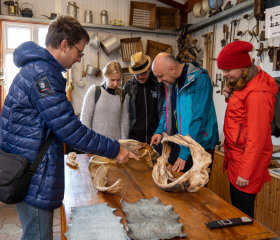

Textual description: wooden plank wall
[208,151,280,235]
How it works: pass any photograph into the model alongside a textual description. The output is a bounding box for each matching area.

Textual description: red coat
[223,68,278,194]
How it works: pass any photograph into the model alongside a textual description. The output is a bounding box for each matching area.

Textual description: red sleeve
[238,91,274,179]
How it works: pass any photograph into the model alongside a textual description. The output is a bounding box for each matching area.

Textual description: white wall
[188,0,280,142]
[0,0,181,114]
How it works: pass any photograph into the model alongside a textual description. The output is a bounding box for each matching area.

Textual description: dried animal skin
[119,139,159,167]
[66,152,79,168]
[121,197,187,240]
[65,203,130,240]
[152,133,212,192]
[93,165,122,194]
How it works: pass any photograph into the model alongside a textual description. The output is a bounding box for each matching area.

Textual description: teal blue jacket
[154,62,219,161]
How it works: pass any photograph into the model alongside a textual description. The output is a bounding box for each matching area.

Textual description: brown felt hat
[129,52,151,74]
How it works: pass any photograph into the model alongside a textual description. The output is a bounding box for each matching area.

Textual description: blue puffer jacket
[155,62,219,161]
[0,41,120,210]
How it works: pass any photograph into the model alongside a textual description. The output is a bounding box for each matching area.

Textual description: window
[2,21,48,92]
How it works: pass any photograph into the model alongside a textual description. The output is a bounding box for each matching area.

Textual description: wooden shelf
[186,0,254,34]
[0,14,179,36]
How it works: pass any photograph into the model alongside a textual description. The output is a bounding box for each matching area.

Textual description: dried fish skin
[152,133,212,192]
[121,197,187,240]
[65,203,130,240]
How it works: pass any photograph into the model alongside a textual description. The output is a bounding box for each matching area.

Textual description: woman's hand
[222,86,232,99]
[236,175,249,187]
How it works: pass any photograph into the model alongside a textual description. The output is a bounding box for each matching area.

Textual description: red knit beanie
[217,41,253,69]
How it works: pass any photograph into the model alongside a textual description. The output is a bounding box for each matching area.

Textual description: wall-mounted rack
[186,0,254,34]
[0,15,179,36]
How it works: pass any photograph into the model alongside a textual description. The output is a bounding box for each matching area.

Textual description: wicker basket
[129,1,156,29]
[156,7,181,30]
[120,37,142,62]
[146,40,172,60]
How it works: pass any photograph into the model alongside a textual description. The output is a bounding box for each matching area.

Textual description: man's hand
[115,147,139,164]
[236,175,249,187]
[150,134,162,146]
[172,158,186,172]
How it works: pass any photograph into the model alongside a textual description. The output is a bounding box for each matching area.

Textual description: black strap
[95,86,101,104]
[28,132,54,175]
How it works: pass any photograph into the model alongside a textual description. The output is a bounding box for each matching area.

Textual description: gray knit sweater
[80,85,129,140]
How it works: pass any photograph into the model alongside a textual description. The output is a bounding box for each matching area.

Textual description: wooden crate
[129,1,156,29]
[122,67,134,86]
[156,7,181,30]
[120,37,142,62]
[146,40,172,60]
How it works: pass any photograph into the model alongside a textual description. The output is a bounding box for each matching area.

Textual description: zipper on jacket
[144,85,148,142]
[235,124,246,152]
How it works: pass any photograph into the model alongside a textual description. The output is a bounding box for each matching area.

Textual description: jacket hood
[13,41,65,72]
[184,62,207,85]
[237,68,278,100]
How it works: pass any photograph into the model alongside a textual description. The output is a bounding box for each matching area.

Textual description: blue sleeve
[178,72,213,161]
[32,75,120,159]
[154,99,167,135]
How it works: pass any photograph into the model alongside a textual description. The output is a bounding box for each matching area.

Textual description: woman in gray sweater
[81,61,129,140]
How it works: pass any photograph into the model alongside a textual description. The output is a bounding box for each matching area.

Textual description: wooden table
[61,154,276,240]
[208,150,280,235]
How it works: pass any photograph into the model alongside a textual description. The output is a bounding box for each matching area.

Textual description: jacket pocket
[235,124,246,152]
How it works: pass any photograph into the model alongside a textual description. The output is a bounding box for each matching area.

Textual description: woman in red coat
[217,41,278,218]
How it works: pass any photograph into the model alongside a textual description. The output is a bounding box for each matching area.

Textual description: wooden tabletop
[61,154,276,240]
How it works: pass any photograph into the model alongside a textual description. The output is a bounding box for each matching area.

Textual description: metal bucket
[67,1,78,19]
[84,10,93,23]
[89,33,100,50]
[100,36,120,56]
[86,65,98,76]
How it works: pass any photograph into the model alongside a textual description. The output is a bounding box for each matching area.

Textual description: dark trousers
[230,183,257,219]
[168,142,214,177]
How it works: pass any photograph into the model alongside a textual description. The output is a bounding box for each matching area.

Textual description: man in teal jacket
[151,53,219,172]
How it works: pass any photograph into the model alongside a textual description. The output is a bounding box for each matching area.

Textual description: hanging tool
[221,24,226,47]
[231,19,239,42]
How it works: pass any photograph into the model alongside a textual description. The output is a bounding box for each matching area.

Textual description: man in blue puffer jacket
[151,53,219,173]
[0,16,136,240]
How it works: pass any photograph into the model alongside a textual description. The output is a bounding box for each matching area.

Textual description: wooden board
[146,40,172,60]
[61,154,276,240]
[156,7,181,30]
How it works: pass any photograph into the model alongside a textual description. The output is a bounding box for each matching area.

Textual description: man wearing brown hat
[123,52,165,149]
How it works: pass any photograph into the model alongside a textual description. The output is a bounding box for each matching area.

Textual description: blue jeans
[16,201,54,240]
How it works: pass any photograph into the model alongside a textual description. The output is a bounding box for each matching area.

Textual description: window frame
[0,20,49,112]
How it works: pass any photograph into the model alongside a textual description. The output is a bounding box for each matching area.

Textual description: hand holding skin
[150,134,162,146]
[236,175,249,187]
[172,158,186,172]
[116,147,139,164]
[222,86,232,99]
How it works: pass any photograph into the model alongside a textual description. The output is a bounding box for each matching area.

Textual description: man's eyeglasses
[72,45,84,58]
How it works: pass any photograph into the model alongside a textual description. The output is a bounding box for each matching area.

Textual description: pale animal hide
[65,203,130,240]
[121,197,187,240]
[152,133,212,192]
